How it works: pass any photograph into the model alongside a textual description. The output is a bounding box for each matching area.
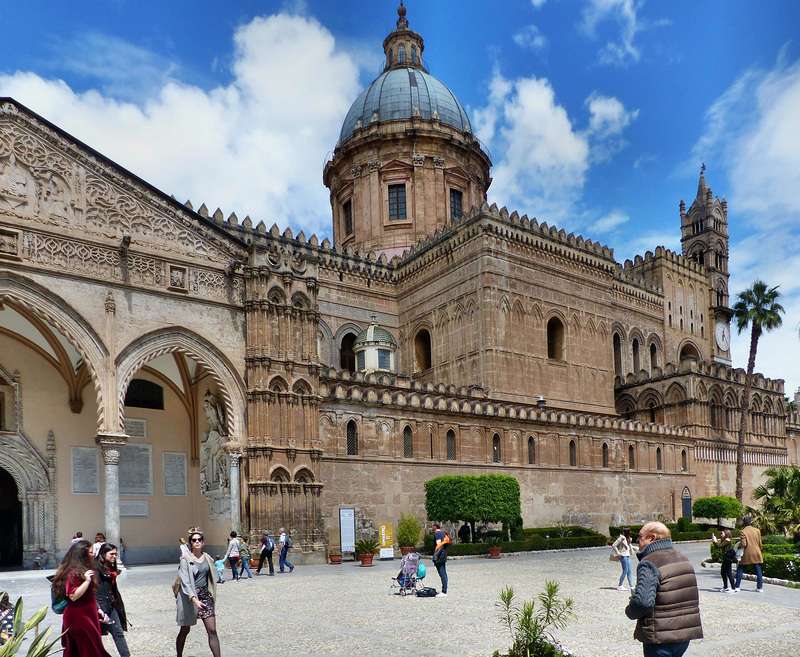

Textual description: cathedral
[1,5,798,567]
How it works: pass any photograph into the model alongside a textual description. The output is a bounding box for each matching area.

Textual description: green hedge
[762,534,793,545]
[762,554,800,581]
[763,544,800,555]
[422,528,606,554]
[524,526,600,538]
[610,524,735,543]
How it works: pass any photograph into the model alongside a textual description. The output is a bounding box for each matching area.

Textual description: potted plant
[396,513,423,555]
[354,538,380,567]
[488,536,502,559]
[328,547,342,565]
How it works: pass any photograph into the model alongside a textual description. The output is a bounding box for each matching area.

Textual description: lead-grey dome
[339,67,472,144]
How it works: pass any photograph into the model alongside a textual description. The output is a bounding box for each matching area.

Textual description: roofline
[0,96,248,249]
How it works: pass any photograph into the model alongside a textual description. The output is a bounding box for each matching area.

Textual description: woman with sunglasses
[95,543,129,657]
[176,530,220,657]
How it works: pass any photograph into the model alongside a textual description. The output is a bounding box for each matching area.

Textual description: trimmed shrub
[762,534,792,545]
[762,554,800,581]
[762,544,800,555]
[692,496,742,523]
[425,474,521,526]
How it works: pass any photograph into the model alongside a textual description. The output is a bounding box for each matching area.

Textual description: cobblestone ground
[2,544,799,656]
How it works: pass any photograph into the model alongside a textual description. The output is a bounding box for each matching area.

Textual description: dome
[354,323,397,347]
[339,67,473,144]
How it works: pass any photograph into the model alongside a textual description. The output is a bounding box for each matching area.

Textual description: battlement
[321,368,690,437]
[615,358,785,394]
[788,412,800,429]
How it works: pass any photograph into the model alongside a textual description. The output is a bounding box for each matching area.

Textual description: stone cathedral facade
[0,6,797,567]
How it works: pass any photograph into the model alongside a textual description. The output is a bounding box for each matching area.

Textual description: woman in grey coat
[176,530,220,657]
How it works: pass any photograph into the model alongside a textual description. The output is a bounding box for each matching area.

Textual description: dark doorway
[0,468,23,567]
[681,486,692,520]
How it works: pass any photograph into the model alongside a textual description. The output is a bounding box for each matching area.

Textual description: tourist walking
[735,516,763,592]
[432,521,450,597]
[213,556,225,583]
[625,521,703,657]
[176,530,221,657]
[279,527,294,573]
[238,536,253,579]
[95,543,129,657]
[224,531,240,581]
[51,539,113,657]
[92,533,106,558]
[179,537,190,560]
[257,531,275,575]
[711,529,737,592]
[612,527,635,590]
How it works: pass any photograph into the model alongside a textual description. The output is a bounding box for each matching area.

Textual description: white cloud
[0,13,367,239]
[531,0,547,7]
[513,25,548,52]
[474,69,590,221]
[691,52,800,395]
[580,0,643,66]
[584,92,638,162]
[589,209,629,233]
[633,152,657,169]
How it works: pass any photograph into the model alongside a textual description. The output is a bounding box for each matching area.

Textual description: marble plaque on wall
[163,452,188,496]
[119,443,153,496]
[120,501,149,518]
[71,447,100,495]
[123,418,147,439]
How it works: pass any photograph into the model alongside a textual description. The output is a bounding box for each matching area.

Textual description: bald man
[625,522,703,657]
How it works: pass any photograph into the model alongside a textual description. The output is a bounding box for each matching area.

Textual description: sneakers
[436,592,447,597]
[289,566,294,573]
[733,588,740,593]
[756,588,764,593]
[722,587,732,593]
[617,586,627,591]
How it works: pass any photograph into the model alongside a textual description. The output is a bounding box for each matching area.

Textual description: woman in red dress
[51,539,113,657]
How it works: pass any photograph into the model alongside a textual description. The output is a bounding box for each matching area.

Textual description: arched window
[414,329,432,372]
[632,338,640,373]
[528,436,535,465]
[681,449,688,472]
[124,379,164,410]
[398,45,406,62]
[403,426,413,458]
[492,433,501,463]
[648,402,656,423]
[340,333,357,371]
[446,429,456,461]
[547,317,564,360]
[656,447,663,470]
[650,343,658,370]
[569,440,576,467]
[411,45,417,64]
[602,442,609,468]
[613,333,622,376]
[388,49,393,64]
[346,420,358,456]
[629,444,635,470]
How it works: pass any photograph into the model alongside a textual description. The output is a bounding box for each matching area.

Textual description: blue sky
[2,0,800,397]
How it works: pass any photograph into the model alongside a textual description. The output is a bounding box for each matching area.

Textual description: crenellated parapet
[320,367,691,437]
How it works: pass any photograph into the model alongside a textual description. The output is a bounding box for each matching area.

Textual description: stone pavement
[1,544,799,656]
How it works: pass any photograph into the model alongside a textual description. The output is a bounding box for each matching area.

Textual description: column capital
[95,432,129,447]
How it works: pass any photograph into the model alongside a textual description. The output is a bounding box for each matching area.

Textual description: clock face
[715,322,730,351]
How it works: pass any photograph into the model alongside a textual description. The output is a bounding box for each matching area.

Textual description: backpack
[46,575,68,614]
[416,587,437,597]
[284,536,293,549]
[263,536,275,551]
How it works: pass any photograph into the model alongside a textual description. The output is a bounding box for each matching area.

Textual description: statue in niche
[200,388,230,520]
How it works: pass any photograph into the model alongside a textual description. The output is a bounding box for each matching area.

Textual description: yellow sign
[379,523,394,549]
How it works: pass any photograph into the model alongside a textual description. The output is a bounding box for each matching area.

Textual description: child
[214,554,226,583]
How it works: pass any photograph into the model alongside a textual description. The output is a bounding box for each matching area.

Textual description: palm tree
[732,280,784,503]
[749,465,800,538]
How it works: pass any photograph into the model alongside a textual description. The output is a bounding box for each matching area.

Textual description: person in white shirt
[278,528,294,573]
[223,531,240,581]
[612,527,636,590]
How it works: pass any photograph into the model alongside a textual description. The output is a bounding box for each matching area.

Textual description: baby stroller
[389,552,426,596]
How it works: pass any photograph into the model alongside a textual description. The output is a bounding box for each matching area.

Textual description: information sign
[339,507,356,554]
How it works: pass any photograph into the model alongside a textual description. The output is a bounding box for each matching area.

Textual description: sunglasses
[190,537,204,543]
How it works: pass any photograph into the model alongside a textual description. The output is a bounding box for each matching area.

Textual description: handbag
[46,575,68,614]
[609,553,620,562]
[734,542,744,562]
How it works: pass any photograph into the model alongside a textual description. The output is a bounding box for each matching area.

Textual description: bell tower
[680,166,732,363]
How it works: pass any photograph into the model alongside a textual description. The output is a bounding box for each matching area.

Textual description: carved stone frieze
[412,154,425,166]
[368,160,381,172]
[351,166,362,179]
[433,157,445,168]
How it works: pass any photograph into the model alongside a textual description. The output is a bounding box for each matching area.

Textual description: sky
[2,0,800,398]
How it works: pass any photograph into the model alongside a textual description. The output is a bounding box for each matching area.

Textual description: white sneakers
[721,587,732,593]
[436,592,448,597]
[733,588,740,593]
[756,588,764,593]
[617,586,628,591]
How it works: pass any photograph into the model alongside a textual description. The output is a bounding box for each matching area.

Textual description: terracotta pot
[329,553,342,564]
[488,546,502,559]
[400,546,415,556]
[359,553,375,567]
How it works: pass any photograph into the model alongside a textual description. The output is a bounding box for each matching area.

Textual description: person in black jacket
[94,543,129,657]
[432,522,450,598]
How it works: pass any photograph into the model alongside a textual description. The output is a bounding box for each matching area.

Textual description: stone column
[96,433,128,547]
[229,452,242,532]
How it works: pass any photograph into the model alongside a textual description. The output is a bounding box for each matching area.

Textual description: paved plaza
[2,545,799,657]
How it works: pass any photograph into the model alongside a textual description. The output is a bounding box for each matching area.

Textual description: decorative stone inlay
[0,228,21,260]
[168,264,188,292]
[412,154,425,166]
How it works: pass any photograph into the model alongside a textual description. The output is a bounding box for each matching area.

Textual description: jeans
[279,547,293,572]
[642,642,690,657]
[238,556,253,578]
[216,567,224,582]
[435,561,448,594]
[228,556,239,579]
[736,562,763,589]
[103,608,130,657]
[721,559,735,589]
[619,556,633,587]
[257,549,274,574]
